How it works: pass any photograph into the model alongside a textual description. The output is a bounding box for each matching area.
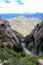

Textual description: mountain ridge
[0,13,43,20]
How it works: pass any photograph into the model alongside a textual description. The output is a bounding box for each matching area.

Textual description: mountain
[0,13,43,20]
[0,18,26,65]
[7,16,41,36]
[0,14,22,20]
[23,13,43,20]
[0,16,43,65]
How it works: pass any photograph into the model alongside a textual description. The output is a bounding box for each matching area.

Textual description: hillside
[7,16,41,36]
[0,17,43,65]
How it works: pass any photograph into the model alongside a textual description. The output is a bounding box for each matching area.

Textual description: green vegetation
[26,42,34,51]
[0,17,43,65]
[0,43,43,65]
[0,47,26,65]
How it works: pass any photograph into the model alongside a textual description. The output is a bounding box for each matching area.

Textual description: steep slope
[0,17,43,65]
[7,16,41,36]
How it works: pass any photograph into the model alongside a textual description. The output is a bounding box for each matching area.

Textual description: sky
[0,0,43,14]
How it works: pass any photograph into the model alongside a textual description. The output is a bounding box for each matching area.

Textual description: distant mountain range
[23,13,43,20]
[0,13,43,20]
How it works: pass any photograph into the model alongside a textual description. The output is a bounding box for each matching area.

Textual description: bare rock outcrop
[0,16,24,52]
[23,21,43,55]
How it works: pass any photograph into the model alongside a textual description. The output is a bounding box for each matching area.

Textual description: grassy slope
[0,47,43,65]
[7,16,41,36]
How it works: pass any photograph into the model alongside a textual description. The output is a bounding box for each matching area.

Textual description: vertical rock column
[0,16,6,42]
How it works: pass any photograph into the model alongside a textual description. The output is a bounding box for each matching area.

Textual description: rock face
[38,59,43,65]
[0,16,43,54]
[0,17,24,52]
[23,21,43,54]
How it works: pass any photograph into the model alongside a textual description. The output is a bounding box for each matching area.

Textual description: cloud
[16,0,24,5]
[0,0,43,13]
[0,0,23,4]
[5,0,10,3]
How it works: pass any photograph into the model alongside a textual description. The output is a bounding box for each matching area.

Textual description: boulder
[38,59,43,65]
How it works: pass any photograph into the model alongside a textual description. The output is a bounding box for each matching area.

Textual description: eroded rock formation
[23,21,43,54]
[0,16,43,54]
[0,16,24,52]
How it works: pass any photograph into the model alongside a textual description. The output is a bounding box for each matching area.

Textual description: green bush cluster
[0,42,43,65]
[22,55,43,65]
[0,47,27,65]
[26,42,34,51]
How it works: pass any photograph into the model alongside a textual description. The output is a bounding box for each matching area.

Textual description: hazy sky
[0,0,43,13]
